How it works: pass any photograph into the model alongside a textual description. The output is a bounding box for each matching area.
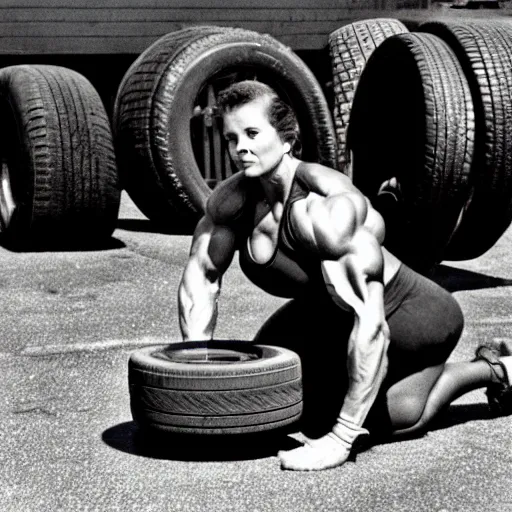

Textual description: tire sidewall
[129,342,303,434]
[130,342,300,381]
[153,40,335,212]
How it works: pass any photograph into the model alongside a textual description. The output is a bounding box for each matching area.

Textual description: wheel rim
[154,341,262,365]
[0,158,16,229]
[157,347,259,364]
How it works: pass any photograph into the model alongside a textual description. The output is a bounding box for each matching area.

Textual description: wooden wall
[0,0,425,54]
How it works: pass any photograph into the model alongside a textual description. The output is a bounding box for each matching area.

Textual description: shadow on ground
[117,218,195,236]
[432,264,512,292]
[0,233,126,252]
[429,402,495,431]
[103,403,494,463]
[347,403,497,459]
[102,422,301,462]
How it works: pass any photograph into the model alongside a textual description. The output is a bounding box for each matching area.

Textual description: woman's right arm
[178,214,237,341]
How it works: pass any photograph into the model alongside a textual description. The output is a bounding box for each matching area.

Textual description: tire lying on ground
[113,26,336,228]
[421,21,512,261]
[348,33,474,274]
[0,65,120,249]
[129,341,303,435]
[328,18,408,174]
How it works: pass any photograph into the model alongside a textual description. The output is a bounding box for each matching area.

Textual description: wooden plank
[0,36,161,55]
[0,21,365,37]
[0,33,332,53]
[0,0,381,7]
[4,8,501,56]
[0,8,370,23]
[0,4,433,54]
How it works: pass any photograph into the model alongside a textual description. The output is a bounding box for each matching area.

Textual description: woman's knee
[385,364,445,432]
[387,392,427,431]
[446,294,464,340]
[433,294,464,360]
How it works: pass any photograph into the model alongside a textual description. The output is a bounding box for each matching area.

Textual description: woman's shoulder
[289,162,371,256]
[296,161,354,197]
[206,173,250,224]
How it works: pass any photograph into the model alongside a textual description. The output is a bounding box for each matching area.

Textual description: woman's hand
[278,413,370,471]
[278,433,352,471]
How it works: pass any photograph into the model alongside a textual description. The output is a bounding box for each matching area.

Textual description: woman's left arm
[278,190,391,470]
[322,230,390,429]
[294,190,390,430]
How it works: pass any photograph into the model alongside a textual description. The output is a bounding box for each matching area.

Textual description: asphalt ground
[1,191,511,512]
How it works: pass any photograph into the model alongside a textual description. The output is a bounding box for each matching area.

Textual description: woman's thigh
[386,275,464,380]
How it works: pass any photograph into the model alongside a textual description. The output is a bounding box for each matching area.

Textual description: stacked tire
[332,19,512,272]
[129,341,302,435]
[420,21,512,261]
[347,32,475,272]
[0,65,120,249]
[113,26,337,229]
[328,18,409,175]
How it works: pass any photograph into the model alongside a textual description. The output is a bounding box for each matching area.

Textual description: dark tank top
[238,163,325,298]
[236,162,407,317]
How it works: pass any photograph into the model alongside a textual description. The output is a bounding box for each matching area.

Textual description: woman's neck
[259,156,301,205]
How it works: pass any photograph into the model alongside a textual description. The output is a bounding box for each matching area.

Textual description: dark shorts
[255,263,463,365]
[253,263,464,435]
[255,263,463,386]
[384,263,464,377]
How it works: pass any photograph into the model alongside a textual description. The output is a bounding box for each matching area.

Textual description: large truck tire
[329,18,408,174]
[0,65,120,249]
[129,341,303,435]
[113,26,336,228]
[348,33,474,274]
[421,20,512,260]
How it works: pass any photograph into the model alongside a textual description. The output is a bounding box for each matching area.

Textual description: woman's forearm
[177,214,235,341]
[323,253,389,427]
[341,328,389,426]
[340,280,390,426]
[178,260,221,341]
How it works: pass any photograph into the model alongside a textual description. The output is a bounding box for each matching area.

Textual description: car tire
[348,33,474,273]
[0,65,120,249]
[128,341,303,435]
[421,20,512,260]
[113,26,336,227]
[328,18,408,174]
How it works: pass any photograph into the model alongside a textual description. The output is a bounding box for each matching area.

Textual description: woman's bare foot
[278,433,351,471]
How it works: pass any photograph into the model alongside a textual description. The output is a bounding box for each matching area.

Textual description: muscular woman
[178,80,512,471]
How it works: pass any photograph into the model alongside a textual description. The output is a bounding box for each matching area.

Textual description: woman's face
[222,97,288,178]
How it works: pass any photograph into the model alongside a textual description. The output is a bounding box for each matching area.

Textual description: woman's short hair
[217,80,302,158]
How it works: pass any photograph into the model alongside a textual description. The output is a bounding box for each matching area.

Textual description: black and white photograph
[1,1,511,510]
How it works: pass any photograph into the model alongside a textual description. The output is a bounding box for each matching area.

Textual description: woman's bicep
[188,215,237,279]
[291,191,368,258]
